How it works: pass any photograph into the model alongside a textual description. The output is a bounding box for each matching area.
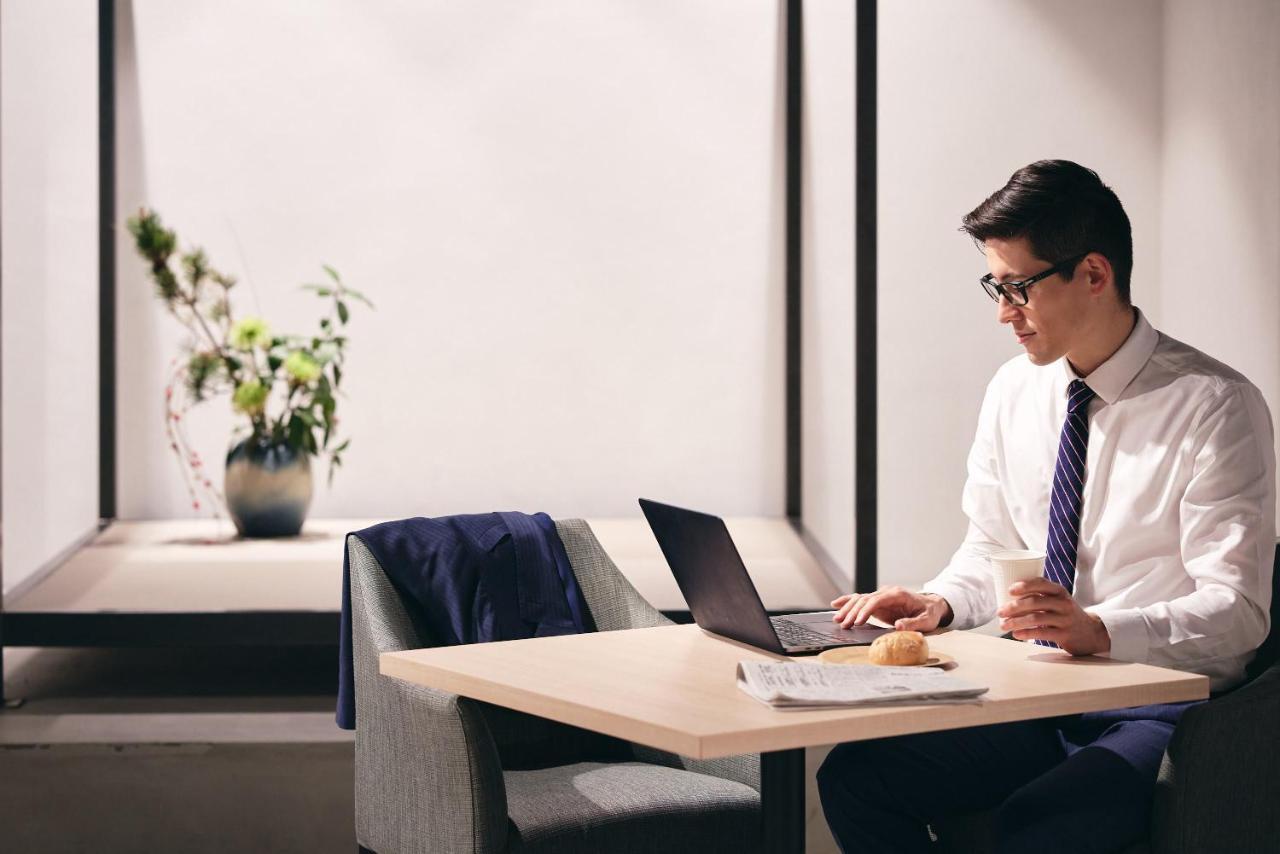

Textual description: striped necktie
[1037,379,1096,647]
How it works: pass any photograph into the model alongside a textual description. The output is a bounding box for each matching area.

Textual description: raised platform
[2,517,845,647]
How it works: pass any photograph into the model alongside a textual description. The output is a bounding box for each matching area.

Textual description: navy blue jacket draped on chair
[337,511,594,729]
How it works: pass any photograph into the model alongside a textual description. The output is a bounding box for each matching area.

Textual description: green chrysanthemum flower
[232,379,269,415]
[313,342,339,365]
[284,350,322,384]
[230,316,271,350]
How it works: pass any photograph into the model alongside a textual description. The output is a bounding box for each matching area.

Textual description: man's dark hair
[962,160,1134,305]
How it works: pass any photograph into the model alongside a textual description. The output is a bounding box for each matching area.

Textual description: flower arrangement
[126,209,372,515]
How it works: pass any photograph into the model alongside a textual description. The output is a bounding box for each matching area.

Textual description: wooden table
[382,624,1209,853]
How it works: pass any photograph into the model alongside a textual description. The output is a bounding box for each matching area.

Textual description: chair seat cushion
[504,761,760,854]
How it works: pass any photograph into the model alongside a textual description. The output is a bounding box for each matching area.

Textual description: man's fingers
[839,593,878,627]
[829,594,860,614]
[1009,578,1068,598]
[1012,626,1066,644]
[831,593,853,609]
[852,591,903,627]
[835,587,927,628]
[1002,612,1068,631]
[833,595,862,622]
[894,614,933,632]
[1000,593,1071,618]
[848,594,884,627]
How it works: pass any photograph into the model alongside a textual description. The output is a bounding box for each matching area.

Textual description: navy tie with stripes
[1036,379,1096,647]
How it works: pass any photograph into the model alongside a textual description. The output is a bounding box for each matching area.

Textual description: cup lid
[988,549,1045,561]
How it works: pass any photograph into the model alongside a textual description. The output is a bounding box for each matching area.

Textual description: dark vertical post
[785,0,803,521]
[99,0,116,522]
[761,748,806,854]
[854,0,877,593]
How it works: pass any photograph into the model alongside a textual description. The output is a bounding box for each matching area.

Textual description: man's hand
[998,578,1111,656]
[830,586,954,633]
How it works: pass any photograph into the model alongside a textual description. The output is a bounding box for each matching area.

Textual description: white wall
[878,0,1166,591]
[1161,0,1280,529]
[801,0,856,585]
[115,0,787,521]
[1,0,101,595]
[103,0,1279,566]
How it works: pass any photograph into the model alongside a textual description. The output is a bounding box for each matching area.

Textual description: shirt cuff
[920,581,975,630]
[1094,607,1150,662]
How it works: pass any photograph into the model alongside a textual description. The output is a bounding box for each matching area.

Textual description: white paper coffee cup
[988,550,1046,608]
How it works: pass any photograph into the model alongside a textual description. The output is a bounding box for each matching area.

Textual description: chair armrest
[356,675,508,854]
[349,535,508,854]
[1151,662,1280,854]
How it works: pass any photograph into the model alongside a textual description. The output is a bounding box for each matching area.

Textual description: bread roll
[868,630,929,666]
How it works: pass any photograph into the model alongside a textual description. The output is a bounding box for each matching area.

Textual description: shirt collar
[1058,307,1157,405]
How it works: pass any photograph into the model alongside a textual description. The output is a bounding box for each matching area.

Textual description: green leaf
[287,415,306,449]
[332,363,342,387]
[127,210,177,263]
[181,249,209,290]
[337,301,349,325]
[322,264,342,284]
[153,266,181,302]
[267,354,282,372]
[332,438,351,454]
[343,288,375,309]
[301,284,333,296]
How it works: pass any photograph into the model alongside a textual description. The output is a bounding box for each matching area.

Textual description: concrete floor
[1,646,356,853]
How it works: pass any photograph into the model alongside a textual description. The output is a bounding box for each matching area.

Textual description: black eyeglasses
[979,254,1086,306]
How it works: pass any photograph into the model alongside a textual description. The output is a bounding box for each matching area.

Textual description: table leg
[761,748,805,854]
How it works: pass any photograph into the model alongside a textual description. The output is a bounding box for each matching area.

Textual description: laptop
[639,498,890,654]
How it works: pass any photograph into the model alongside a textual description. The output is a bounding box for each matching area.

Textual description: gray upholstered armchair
[348,518,761,854]
[937,541,1280,854]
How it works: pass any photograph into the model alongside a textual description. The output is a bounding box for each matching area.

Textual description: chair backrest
[554,518,672,632]
[348,520,663,769]
[348,534,425,656]
[1244,540,1280,682]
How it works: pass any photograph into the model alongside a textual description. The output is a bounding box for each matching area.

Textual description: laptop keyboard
[771,618,840,648]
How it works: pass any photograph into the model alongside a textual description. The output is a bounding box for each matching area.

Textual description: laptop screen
[639,498,786,654]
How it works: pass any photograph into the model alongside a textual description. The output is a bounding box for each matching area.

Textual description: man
[817,160,1275,854]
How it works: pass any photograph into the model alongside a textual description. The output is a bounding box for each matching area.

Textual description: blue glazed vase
[224,438,313,538]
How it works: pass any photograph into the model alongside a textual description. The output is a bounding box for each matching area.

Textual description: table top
[9,517,839,614]
[381,624,1210,759]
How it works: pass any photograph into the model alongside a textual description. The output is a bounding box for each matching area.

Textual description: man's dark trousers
[816,702,1196,854]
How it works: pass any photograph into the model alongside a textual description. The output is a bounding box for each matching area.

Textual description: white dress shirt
[923,309,1276,691]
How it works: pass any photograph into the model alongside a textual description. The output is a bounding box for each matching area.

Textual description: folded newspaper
[737,661,988,709]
